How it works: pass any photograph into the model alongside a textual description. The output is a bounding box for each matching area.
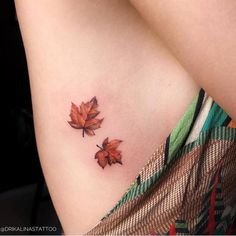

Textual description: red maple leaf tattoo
[95,137,123,169]
[68,96,104,137]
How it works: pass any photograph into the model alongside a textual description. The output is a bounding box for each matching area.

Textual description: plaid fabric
[85,89,236,235]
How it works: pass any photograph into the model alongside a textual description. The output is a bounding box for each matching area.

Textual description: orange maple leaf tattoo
[95,137,123,169]
[68,96,104,137]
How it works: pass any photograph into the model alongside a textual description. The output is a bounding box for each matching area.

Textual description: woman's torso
[62,1,201,233]
[21,0,200,234]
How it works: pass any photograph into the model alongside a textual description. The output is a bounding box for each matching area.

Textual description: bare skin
[130,0,236,121]
[14,0,208,234]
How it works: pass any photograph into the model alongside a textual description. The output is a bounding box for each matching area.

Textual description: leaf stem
[96,145,103,150]
[82,129,85,137]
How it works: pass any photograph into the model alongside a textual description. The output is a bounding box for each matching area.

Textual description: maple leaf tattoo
[95,137,123,169]
[68,96,104,137]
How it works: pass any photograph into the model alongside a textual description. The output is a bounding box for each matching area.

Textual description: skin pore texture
[14,0,202,234]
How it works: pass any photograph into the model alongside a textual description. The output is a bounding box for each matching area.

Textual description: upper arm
[130,0,236,120]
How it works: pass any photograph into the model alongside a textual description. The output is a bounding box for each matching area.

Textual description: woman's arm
[130,0,236,120]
